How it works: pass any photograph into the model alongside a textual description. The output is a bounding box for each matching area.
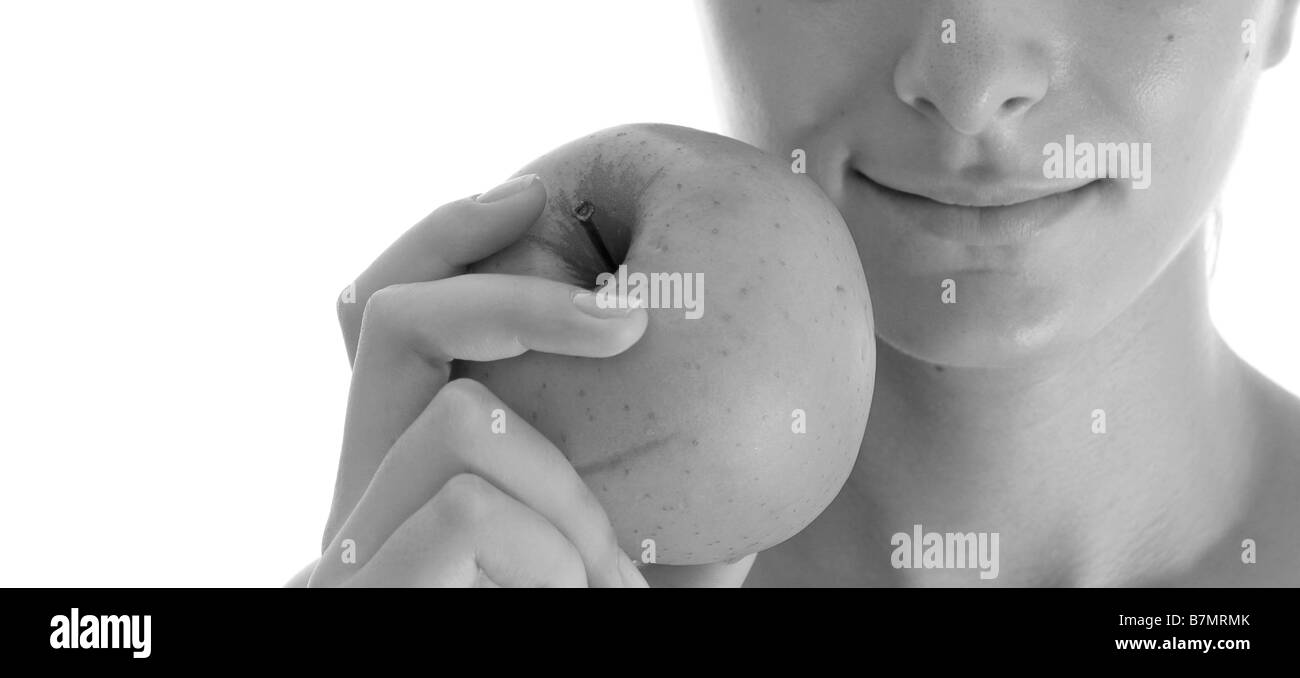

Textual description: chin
[874,287,1080,369]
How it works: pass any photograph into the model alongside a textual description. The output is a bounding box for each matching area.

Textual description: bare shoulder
[1173,358,1300,587]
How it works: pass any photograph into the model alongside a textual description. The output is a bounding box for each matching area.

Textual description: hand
[309,174,649,587]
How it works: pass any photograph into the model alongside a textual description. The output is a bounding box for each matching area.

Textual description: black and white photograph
[3,0,1298,661]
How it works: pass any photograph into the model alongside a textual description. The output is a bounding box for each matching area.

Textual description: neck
[847,226,1258,586]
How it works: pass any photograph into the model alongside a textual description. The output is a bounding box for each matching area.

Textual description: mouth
[850,169,1107,247]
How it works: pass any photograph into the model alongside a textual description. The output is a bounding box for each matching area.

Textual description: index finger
[338,173,545,364]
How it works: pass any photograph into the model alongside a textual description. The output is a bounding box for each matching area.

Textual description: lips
[850,168,1105,247]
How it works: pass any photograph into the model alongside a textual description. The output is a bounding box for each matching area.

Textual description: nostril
[1001,96,1033,115]
[911,96,940,118]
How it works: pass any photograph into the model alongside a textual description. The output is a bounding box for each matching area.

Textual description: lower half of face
[701,0,1275,368]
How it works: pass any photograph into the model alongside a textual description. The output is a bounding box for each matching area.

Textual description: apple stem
[573,200,619,274]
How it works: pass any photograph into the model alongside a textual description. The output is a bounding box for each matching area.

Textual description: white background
[0,1,1295,586]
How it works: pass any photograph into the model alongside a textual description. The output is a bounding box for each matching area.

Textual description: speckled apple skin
[459,124,874,565]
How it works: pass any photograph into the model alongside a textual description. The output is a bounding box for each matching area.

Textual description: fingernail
[618,551,649,588]
[475,174,539,203]
[572,288,636,319]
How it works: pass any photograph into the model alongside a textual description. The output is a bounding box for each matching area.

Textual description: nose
[893,3,1051,136]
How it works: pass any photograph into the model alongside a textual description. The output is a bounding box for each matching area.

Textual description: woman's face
[700,0,1295,368]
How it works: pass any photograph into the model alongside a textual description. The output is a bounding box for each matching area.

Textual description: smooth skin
[701,0,1300,587]
[292,0,1299,587]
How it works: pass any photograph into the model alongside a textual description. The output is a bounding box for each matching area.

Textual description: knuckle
[358,284,405,339]
[433,473,493,530]
[420,379,494,467]
[429,378,491,423]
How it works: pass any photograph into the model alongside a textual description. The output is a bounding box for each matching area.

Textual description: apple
[457,124,874,565]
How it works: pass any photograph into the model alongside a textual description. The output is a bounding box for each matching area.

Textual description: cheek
[704,1,901,152]
[1106,22,1258,299]
[1089,0,1259,216]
